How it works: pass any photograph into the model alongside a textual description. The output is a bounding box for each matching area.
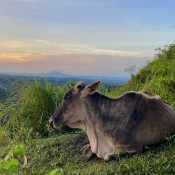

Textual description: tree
[124,64,136,76]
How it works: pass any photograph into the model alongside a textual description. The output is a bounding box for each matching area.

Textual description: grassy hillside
[109,44,175,107]
[0,44,175,175]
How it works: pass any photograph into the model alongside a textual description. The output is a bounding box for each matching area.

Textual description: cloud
[0,53,32,63]
[0,39,144,57]
[0,39,152,77]
[2,40,26,49]
[16,58,30,62]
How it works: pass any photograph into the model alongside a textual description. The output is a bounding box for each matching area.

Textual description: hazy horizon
[0,54,150,78]
[0,0,175,77]
[0,69,130,78]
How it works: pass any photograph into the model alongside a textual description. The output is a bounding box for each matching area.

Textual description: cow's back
[133,91,175,145]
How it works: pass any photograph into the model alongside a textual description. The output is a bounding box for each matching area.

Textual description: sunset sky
[0,0,175,77]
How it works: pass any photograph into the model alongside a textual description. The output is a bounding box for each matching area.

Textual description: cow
[49,80,175,161]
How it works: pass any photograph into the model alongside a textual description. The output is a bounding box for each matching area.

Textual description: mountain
[0,71,129,86]
[42,71,68,77]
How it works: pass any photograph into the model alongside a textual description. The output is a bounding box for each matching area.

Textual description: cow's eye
[77,84,82,89]
[64,93,72,100]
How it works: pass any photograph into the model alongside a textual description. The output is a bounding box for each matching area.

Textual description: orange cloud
[16,58,30,62]
[3,41,26,49]
[0,53,32,63]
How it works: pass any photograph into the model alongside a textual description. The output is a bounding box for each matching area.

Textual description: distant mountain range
[0,71,129,86]
[33,71,68,77]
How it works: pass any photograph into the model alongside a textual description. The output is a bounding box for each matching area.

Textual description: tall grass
[19,80,76,138]
[20,80,56,136]
[0,80,76,141]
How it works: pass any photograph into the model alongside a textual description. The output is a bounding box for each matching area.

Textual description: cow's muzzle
[48,116,61,129]
[48,118,53,125]
[48,117,55,129]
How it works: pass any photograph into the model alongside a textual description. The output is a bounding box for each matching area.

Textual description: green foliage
[0,144,26,175]
[13,145,26,156]
[47,168,64,175]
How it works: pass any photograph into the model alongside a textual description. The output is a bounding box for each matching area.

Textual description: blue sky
[0,0,175,77]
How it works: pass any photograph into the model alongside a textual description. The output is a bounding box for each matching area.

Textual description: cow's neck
[85,122,115,158]
[84,92,118,158]
[85,92,119,125]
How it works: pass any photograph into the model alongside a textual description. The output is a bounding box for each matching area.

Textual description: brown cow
[49,80,175,161]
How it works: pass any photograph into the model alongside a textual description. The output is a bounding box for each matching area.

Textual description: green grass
[1,43,175,174]
[1,134,175,175]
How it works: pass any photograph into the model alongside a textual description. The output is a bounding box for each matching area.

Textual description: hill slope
[109,44,175,107]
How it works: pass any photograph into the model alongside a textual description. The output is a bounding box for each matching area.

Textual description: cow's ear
[81,80,100,97]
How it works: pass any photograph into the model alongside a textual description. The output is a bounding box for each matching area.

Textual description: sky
[0,0,175,77]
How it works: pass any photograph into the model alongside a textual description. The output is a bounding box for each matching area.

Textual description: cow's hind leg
[103,142,143,162]
[80,144,94,160]
[125,141,143,154]
[116,142,143,159]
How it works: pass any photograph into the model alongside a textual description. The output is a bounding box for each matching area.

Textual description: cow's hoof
[104,154,116,162]
[80,144,93,160]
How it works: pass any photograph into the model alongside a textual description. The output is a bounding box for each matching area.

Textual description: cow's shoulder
[120,91,150,120]
[120,91,142,102]
[121,90,161,103]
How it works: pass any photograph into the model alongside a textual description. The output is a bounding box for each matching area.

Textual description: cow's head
[49,80,100,130]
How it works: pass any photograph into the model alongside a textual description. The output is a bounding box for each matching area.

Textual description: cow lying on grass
[49,81,175,161]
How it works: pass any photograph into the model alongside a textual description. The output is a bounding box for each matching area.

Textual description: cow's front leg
[80,144,93,160]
